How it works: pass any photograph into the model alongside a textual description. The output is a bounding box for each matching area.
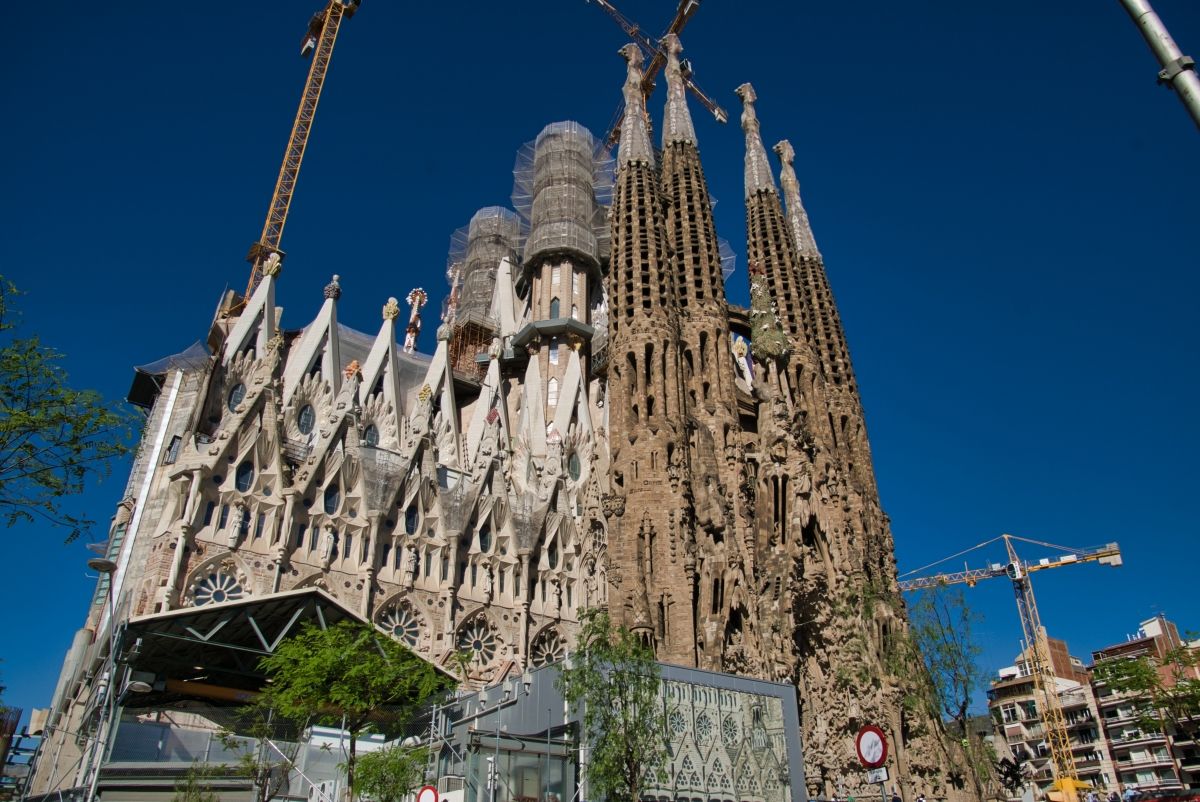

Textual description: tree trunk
[346,731,357,802]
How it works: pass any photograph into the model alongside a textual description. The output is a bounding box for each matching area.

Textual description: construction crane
[241,0,361,305]
[586,0,729,146]
[899,534,1123,802]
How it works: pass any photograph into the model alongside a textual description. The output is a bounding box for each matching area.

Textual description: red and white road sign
[855,725,888,768]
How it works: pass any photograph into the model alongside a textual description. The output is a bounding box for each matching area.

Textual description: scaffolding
[512,121,614,271]
[447,207,523,324]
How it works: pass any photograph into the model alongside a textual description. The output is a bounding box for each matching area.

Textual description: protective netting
[512,121,614,269]
[446,207,523,325]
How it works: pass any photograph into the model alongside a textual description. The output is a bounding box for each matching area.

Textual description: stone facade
[32,38,969,802]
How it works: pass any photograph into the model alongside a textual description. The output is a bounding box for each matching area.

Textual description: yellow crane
[241,0,361,305]
[899,534,1123,801]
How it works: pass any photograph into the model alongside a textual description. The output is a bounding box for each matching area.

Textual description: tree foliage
[0,277,133,541]
[556,609,668,802]
[908,586,992,796]
[219,705,306,802]
[352,744,428,802]
[1092,638,1200,742]
[171,762,222,802]
[257,621,453,799]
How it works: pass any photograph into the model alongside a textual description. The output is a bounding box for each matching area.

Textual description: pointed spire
[661,34,696,147]
[735,83,776,198]
[774,140,822,258]
[617,44,654,168]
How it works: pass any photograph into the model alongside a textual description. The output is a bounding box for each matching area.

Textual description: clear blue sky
[2,1,1197,719]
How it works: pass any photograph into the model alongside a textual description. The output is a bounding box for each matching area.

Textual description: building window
[551,265,561,287]
[547,378,559,407]
[218,504,230,530]
[568,451,581,481]
[571,304,579,320]
[295,523,307,548]
[203,501,216,526]
[235,461,254,492]
[549,297,560,319]
[344,533,353,563]
[549,338,559,364]
[423,550,432,577]
[193,571,244,606]
[163,435,182,465]
[572,270,580,295]
[323,484,340,514]
[479,526,492,553]
[363,424,380,447]
[298,404,316,435]
[404,505,418,534]
[227,383,246,412]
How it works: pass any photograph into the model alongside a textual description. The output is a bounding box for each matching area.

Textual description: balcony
[1115,752,1175,770]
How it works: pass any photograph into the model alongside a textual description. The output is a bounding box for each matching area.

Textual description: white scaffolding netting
[446,206,523,325]
[512,121,614,269]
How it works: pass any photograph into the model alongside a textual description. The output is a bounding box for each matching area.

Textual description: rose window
[722,715,740,746]
[669,709,688,735]
[457,618,498,665]
[193,571,245,606]
[529,630,565,667]
[380,605,421,648]
[695,712,714,742]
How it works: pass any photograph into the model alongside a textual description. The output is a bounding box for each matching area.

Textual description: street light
[85,556,119,802]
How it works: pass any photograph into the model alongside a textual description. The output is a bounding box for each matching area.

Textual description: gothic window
[344,533,353,562]
[323,484,340,514]
[235,461,255,492]
[549,297,561,319]
[549,338,559,364]
[567,451,581,481]
[381,543,392,566]
[498,566,505,593]
[203,501,216,526]
[298,404,316,435]
[193,570,245,607]
[529,629,566,667]
[571,304,579,320]
[164,435,182,465]
[547,540,559,569]
[478,525,492,553]
[547,378,559,407]
[405,505,418,534]
[380,604,421,648]
[295,524,307,548]
[363,424,380,447]
[457,618,498,665]
[722,715,740,747]
[227,383,246,412]
[218,504,230,529]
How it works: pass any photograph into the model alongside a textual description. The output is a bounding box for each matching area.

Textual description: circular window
[363,424,380,447]
[722,715,740,746]
[227,383,246,412]
[193,571,245,607]
[380,605,421,648]
[323,484,341,514]
[235,461,254,492]
[456,618,497,665]
[669,709,688,735]
[567,451,581,481]
[529,629,565,668]
[696,713,714,742]
[297,404,316,435]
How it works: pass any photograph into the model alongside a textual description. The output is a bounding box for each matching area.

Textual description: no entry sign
[855,725,888,768]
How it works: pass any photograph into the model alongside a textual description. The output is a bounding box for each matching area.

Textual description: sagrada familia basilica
[35,33,969,802]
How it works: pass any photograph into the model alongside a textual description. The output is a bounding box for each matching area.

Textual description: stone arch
[528,625,566,668]
[455,611,502,669]
[374,593,428,652]
[183,551,253,608]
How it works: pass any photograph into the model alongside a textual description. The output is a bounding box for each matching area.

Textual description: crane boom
[244,0,359,301]
[586,0,728,146]
[899,534,1122,800]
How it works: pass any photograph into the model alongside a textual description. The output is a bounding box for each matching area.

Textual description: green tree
[556,609,668,802]
[0,277,132,542]
[219,706,306,802]
[352,744,428,802]
[1092,637,1200,743]
[908,586,992,797]
[171,762,222,802]
[257,621,453,800]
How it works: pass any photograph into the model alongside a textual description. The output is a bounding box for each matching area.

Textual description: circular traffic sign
[417,786,438,802]
[855,725,888,768]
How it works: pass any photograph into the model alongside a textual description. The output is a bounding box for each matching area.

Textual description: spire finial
[324,274,342,300]
[403,288,427,353]
[662,34,696,147]
[774,139,822,258]
[618,44,654,168]
[736,83,776,198]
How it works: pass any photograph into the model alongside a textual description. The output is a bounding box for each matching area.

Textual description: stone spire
[774,140,821,259]
[617,44,654,168]
[661,34,696,147]
[736,83,776,197]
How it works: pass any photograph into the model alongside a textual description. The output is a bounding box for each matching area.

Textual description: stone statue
[319,525,336,568]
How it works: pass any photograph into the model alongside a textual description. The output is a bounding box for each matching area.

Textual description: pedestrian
[1086,790,1098,802]
[1123,786,1138,802]
[1108,791,1120,802]
[891,789,901,802]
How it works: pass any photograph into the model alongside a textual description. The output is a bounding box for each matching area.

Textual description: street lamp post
[84,557,119,802]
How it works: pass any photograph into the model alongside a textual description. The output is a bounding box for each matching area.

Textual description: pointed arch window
[235,461,255,493]
[547,378,559,407]
[363,424,380,447]
[404,505,418,535]
[549,338,559,365]
[323,484,341,514]
[549,297,561,319]
[571,304,579,320]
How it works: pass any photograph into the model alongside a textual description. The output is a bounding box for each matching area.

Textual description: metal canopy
[122,588,365,702]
